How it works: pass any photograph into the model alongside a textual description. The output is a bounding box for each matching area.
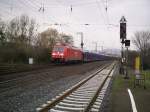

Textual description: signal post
[120,16,130,78]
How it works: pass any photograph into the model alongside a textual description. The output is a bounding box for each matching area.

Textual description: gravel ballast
[0,61,108,112]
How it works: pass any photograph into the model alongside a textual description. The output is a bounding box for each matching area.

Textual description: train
[51,43,111,63]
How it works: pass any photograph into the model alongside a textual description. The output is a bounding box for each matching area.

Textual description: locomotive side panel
[66,48,82,62]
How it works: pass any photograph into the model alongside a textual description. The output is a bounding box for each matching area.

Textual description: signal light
[120,23,126,39]
[125,40,130,47]
[60,53,64,56]
[52,53,56,55]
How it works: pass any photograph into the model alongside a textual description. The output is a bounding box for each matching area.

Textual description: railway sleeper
[90,74,114,111]
[75,90,97,93]
[69,94,93,99]
[53,105,84,112]
[91,108,99,112]
[58,102,85,108]
[50,108,70,112]
[66,96,91,102]
[72,91,94,94]
[62,99,88,104]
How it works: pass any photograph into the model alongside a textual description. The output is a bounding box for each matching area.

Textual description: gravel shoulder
[0,61,108,112]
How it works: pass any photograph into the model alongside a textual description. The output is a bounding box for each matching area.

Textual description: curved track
[36,61,117,112]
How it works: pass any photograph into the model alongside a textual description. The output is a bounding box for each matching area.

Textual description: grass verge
[109,70,150,112]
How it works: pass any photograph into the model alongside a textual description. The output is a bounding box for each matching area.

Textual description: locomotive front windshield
[53,47,64,52]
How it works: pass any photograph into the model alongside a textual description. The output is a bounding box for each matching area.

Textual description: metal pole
[124,46,129,79]
[77,32,84,50]
[120,43,124,74]
[95,42,97,52]
[92,42,97,52]
[81,33,83,49]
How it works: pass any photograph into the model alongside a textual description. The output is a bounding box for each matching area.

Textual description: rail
[36,61,117,112]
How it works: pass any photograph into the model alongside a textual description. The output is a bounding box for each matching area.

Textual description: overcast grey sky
[0,0,150,52]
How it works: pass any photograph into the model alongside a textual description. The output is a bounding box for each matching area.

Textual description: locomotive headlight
[60,53,64,56]
[52,53,56,55]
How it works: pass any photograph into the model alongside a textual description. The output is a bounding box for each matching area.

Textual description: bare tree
[38,28,59,49]
[133,31,150,54]
[27,19,36,45]
[19,15,29,44]
[0,18,6,45]
[59,33,74,45]
[7,17,20,43]
[132,31,150,69]
[6,14,37,46]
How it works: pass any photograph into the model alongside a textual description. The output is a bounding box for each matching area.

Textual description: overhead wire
[0,0,45,23]
[28,0,41,9]
[1,0,148,32]
[99,0,110,25]
[95,0,108,28]
[0,0,17,18]
[16,0,43,21]
[0,7,16,19]
[65,0,98,7]
[25,0,39,10]
[17,0,39,13]
[71,1,98,7]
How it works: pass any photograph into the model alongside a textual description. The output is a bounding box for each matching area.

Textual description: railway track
[0,61,108,94]
[0,63,57,76]
[36,61,117,112]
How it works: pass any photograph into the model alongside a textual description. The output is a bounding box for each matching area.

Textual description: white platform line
[127,88,137,112]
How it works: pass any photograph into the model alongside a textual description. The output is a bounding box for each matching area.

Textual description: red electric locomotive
[51,43,83,63]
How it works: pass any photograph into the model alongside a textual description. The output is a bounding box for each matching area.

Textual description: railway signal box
[125,40,130,47]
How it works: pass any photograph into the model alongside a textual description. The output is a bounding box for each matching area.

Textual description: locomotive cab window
[53,47,64,52]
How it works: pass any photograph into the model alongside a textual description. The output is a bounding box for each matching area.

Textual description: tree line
[0,14,73,64]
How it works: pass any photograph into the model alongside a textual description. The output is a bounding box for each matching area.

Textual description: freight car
[83,51,109,62]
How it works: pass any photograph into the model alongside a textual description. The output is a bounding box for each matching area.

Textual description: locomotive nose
[52,53,56,55]
[59,53,64,56]
[52,52,64,57]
